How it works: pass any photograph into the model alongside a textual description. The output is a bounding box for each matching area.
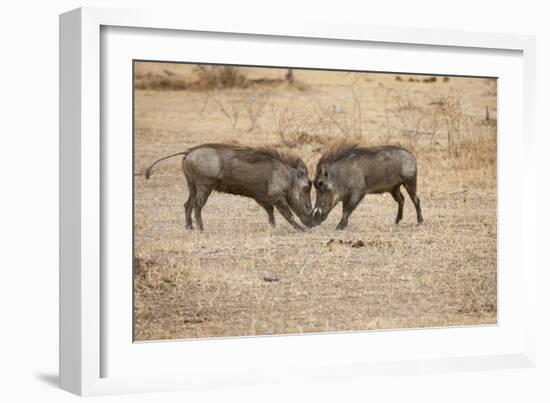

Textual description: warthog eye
[315,180,323,190]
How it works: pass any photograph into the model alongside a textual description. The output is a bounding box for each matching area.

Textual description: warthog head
[289,160,314,227]
[312,164,340,226]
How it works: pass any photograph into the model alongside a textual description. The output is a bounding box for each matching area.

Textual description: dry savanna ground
[133,62,497,341]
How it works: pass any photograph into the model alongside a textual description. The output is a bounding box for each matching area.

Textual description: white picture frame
[59,6,537,396]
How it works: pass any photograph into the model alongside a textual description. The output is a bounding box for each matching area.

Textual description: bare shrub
[135,64,311,92]
[309,85,364,141]
[212,94,242,132]
[378,84,436,151]
[269,102,328,147]
[378,83,495,161]
[211,91,272,133]
[193,65,249,90]
[268,84,366,149]
[242,92,270,132]
[134,65,250,91]
[134,71,188,90]
[429,95,468,157]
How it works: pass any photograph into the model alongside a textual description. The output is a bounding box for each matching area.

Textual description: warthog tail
[145,151,188,180]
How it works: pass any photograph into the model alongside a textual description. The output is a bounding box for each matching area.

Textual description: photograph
[133,61,497,341]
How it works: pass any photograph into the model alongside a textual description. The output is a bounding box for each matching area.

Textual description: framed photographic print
[60,7,537,396]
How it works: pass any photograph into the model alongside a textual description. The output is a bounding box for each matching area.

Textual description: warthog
[312,143,423,229]
[145,143,314,231]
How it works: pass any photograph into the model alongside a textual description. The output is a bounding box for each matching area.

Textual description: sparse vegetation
[192,65,249,90]
[134,62,306,91]
[133,63,497,341]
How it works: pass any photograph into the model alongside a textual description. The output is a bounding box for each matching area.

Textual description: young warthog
[312,143,423,229]
[145,144,314,231]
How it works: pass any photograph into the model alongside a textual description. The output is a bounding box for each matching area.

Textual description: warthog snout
[288,164,314,228]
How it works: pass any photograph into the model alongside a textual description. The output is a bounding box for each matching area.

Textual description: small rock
[326,239,365,248]
[263,275,279,282]
[184,318,205,324]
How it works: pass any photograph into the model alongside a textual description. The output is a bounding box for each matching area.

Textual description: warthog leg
[256,201,275,227]
[336,191,366,230]
[184,175,196,229]
[193,184,214,231]
[390,186,405,224]
[274,200,304,232]
[404,179,423,224]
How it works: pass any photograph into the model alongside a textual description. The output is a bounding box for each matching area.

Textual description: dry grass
[133,63,497,341]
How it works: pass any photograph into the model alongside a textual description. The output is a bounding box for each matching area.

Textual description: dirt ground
[133,62,497,341]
